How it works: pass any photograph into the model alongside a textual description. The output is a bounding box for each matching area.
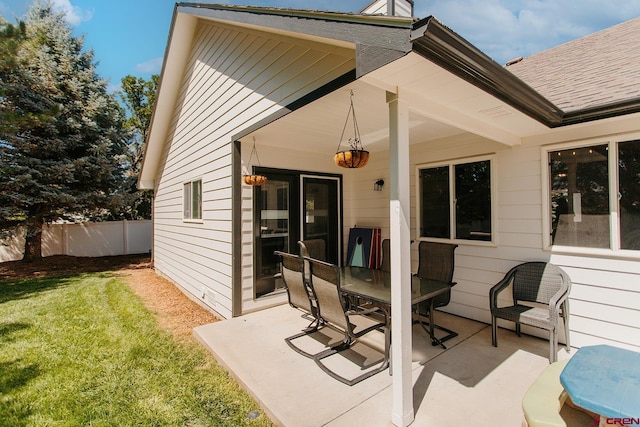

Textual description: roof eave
[562,98,640,127]
[177,2,417,28]
[139,4,416,189]
[411,17,564,128]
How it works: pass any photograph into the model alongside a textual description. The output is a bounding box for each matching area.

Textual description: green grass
[0,272,272,427]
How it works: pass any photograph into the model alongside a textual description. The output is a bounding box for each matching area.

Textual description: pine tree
[0,3,129,261]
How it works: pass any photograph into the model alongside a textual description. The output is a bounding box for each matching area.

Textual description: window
[183,179,202,220]
[547,139,640,250]
[418,157,493,242]
[619,140,640,249]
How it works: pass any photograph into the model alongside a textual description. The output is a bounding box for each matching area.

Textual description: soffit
[241,52,549,153]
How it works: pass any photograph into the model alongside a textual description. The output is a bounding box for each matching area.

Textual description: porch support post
[387,90,414,426]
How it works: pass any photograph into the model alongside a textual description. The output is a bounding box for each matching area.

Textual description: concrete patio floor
[194,304,578,427]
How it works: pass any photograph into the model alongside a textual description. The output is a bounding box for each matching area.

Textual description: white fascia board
[138,12,197,190]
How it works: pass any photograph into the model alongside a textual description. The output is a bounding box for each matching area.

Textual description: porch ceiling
[241,53,550,151]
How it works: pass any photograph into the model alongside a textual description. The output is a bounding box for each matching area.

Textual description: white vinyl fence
[1,220,152,262]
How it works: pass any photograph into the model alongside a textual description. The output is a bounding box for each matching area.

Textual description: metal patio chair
[380,238,390,272]
[490,262,571,363]
[298,239,326,261]
[306,257,390,386]
[298,238,327,287]
[274,251,323,358]
[414,241,459,345]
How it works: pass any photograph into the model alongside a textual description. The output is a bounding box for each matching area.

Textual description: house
[139,1,640,424]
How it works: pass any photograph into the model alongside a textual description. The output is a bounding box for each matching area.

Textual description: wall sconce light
[374,179,385,191]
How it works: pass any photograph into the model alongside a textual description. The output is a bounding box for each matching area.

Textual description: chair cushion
[493,304,554,330]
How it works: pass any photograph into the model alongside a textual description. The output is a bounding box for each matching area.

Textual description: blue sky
[2,0,640,93]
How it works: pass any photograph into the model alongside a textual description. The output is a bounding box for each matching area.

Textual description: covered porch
[235,22,555,425]
[194,304,583,426]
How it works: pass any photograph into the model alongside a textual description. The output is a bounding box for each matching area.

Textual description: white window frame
[183,178,203,222]
[541,132,640,258]
[415,154,497,246]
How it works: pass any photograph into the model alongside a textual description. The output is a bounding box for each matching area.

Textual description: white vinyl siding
[152,19,355,318]
[342,132,640,353]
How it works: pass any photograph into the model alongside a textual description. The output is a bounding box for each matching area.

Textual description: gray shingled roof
[506,16,640,112]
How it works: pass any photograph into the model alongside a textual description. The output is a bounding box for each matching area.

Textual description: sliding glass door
[302,176,340,265]
[254,169,341,298]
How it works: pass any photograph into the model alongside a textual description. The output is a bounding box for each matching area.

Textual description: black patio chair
[380,238,390,272]
[490,261,571,363]
[306,257,390,386]
[414,241,459,345]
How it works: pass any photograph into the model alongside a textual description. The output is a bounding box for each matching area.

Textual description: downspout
[150,191,155,264]
[231,140,243,317]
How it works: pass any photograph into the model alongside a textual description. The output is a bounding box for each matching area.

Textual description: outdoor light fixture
[374,179,385,191]
[334,90,370,168]
[243,137,267,186]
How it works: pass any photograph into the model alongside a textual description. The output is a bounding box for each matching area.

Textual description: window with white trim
[183,179,202,220]
[547,139,640,250]
[418,157,493,242]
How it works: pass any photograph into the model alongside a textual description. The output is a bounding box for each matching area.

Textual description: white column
[387,90,413,426]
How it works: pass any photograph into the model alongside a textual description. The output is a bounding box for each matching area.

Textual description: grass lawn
[0,271,272,426]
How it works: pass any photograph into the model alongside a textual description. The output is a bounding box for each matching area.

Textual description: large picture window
[418,157,492,242]
[548,139,640,250]
[183,179,202,220]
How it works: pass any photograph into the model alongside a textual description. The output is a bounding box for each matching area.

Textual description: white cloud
[50,0,93,26]
[134,57,163,74]
[416,0,640,64]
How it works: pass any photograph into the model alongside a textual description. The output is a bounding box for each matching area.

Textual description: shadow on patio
[194,305,574,427]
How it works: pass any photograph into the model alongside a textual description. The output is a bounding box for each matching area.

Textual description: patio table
[560,344,640,422]
[339,266,450,347]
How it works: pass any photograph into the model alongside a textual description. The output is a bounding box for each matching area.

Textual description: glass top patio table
[560,344,640,420]
[339,266,450,306]
[339,266,451,347]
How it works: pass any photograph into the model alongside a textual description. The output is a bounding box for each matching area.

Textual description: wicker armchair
[489,262,571,363]
[306,257,390,386]
[274,251,322,358]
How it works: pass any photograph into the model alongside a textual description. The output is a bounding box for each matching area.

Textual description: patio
[194,305,587,426]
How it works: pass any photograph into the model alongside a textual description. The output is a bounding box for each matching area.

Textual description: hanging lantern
[243,137,267,186]
[334,90,370,169]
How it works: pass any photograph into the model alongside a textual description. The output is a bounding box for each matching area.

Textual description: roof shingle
[506,16,640,112]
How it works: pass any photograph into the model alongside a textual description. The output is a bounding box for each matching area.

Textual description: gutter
[411,17,564,127]
[410,17,640,129]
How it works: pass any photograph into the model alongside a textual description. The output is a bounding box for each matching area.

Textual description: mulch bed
[0,254,152,281]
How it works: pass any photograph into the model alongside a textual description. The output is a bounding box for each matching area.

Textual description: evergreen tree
[0,3,129,261]
[116,74,158,220]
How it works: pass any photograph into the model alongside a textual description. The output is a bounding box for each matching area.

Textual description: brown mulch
[0,254,219,340]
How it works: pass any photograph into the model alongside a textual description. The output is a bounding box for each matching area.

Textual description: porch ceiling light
[243,137,267,186]
[334,90,369,169]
